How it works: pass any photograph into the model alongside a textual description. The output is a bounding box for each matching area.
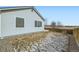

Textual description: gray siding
[0,15,1,37]
[1,9,44,37]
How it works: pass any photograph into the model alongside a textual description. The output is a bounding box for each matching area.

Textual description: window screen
[35,21,38,27]
[35,21,42,27]
[16,17,24,27]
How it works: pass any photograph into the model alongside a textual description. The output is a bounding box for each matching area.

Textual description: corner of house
[0,14,1,38]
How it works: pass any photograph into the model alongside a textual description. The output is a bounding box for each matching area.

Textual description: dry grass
[9,31,49,52]
[45,28,63,33]
[45,28,73,34]
[73,28,79,46]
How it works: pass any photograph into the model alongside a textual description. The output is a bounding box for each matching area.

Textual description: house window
[35,21,38,27]
[16,17,24,27]
[38,21,42,27]
[35,21,42,27]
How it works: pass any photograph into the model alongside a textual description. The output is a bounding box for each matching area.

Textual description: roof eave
[0,6,45,21]
[32,7,45,21]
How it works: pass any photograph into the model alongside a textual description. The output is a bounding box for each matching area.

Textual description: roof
[0,6,33,10]
[0,6,45,21]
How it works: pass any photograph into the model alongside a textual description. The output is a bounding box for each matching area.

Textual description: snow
[30,32,68,52]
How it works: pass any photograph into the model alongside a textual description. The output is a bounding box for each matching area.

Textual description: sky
[35,6,79,26]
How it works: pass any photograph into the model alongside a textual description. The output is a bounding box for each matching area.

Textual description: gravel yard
[34,32,69,52]
[0,32,69,52]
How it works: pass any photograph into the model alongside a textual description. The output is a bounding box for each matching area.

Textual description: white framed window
[35,21,42,27]
[16,17,24,28]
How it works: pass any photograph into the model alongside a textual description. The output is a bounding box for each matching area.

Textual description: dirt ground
[68,35,79,52]
[0,31,78,52]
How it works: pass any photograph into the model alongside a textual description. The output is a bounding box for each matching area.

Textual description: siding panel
[1,9,44,37]
[0,15,1,37]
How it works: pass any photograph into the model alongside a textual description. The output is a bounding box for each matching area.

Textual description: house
[0,6,45,39]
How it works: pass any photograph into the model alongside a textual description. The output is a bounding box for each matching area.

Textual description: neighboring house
[0,6,45,39]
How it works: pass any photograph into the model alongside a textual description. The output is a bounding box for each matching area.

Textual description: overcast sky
[35,6,79,26]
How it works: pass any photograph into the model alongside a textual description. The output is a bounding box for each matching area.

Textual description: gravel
[30,32,68,52]
[0,32,69,52]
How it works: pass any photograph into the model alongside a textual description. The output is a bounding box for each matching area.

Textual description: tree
[57,21,62,26]
[51,21,56,27]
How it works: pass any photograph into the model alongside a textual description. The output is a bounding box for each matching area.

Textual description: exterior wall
[0,15,1,37]
[1,9,44,37]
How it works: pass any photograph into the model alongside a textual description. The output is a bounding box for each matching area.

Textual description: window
[35,21,42,27]
[35,21,38,27]
[38,21,42,27]
[16,17,24,27]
